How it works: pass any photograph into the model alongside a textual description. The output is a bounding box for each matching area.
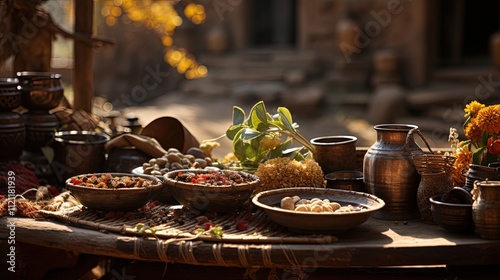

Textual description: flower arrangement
[450,101,500,187]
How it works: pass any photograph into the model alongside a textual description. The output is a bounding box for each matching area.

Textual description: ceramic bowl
[252,187,385,233]
[65,173,163,211]
[163,169,260,212]
[430,194,474,233]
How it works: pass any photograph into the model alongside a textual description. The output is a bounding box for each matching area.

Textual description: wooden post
[73,0,94,113]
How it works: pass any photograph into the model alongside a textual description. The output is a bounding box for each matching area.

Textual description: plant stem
[277,130,316,154]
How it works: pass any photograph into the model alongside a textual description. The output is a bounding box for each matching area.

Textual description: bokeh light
[100,0,207,79]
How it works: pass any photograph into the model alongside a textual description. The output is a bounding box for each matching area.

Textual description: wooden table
[2,216,500,271]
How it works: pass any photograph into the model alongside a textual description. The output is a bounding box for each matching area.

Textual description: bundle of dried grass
[254,158,325,193]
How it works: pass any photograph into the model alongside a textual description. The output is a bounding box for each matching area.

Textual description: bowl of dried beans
[65,173,163,211]
[163,169,260,212]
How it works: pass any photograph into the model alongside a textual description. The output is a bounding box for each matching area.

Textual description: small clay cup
[310,135,357,175]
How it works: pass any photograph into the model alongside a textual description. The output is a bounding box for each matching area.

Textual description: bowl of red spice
[163,169,260,212]
[65,173,163,211]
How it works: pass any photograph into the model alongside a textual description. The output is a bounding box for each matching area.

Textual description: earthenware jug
[363,124,424,220]
[472,180,500,239]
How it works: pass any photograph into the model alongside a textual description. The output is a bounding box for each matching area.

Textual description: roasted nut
[295,204,310,212]
[170,162,183,170]
[184,154,195,163]
[168,148,180,154]
[156,157,167,166]
[280,196,295,210]
[195,158,207,168]
[151,170,162,176]
[329,202,341,211]
[167,153,182,163]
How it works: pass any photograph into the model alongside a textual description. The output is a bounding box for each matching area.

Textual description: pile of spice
[172,170,255,186]
[70,173,155,189]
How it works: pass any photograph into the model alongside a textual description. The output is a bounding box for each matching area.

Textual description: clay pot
[16,72,64,110]
[472,180,500,239]
[0,112,25,160]
[23,111,59,151]
[464,163,500,193]
[51,131,110,183]
[310,136,357,175]
[105,146,151,173]
[0,78,21,111]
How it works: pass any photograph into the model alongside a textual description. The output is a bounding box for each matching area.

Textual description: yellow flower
[452,145,472,188]
[464,101,485,118]
[476,105,500,134]
[464,117,482,142]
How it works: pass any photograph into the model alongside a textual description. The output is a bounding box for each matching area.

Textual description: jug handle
[404,128,434,154]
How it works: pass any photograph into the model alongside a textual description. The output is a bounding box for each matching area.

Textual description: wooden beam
[73,0,94,113]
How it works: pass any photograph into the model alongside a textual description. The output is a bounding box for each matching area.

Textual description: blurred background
[2,0,500,156]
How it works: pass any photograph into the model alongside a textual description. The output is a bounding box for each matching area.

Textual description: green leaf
[249,101,269,129]
[226,124,245,140]
[232,106,246,125]
[232,130,247,162]
[241,128,262,141]
[277,107,295,132]
[472,146,486,165]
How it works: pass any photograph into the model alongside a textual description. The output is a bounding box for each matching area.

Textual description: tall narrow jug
[363,124,423,220]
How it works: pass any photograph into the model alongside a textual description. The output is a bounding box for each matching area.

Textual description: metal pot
[51,131,110,183]
[363,124,424,220]
[16,72,64,110]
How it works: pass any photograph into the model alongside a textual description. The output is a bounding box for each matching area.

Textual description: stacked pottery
[17,72,62,176]
[0,78,24,160]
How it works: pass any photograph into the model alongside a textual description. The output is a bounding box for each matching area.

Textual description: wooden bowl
[252,187,385,234]
[65,173,163,211]
[430,194,474,233]
[163,169,260,212]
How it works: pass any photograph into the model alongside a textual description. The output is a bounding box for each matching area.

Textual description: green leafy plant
[225,101,316,170]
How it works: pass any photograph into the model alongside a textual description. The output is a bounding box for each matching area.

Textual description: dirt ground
[122,90,451,159]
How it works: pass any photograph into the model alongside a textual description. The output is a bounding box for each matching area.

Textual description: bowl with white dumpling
[252,187,385,233]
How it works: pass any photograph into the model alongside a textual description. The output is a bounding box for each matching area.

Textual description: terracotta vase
[472,180,500,239]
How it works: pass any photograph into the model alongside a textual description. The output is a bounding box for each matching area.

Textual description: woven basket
[413,154,456,175]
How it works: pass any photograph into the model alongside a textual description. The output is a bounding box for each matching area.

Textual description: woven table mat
[39,203,338,244]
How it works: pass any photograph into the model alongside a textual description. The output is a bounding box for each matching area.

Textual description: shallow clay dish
[252,187,385,233]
